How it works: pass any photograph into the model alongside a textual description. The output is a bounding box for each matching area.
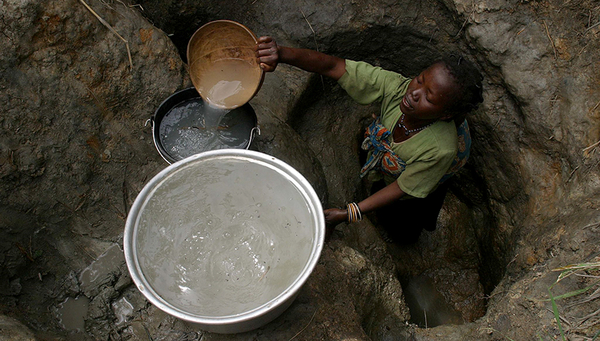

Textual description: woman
[256,37,483,243]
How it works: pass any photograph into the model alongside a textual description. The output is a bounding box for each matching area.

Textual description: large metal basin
[124,150,325,333]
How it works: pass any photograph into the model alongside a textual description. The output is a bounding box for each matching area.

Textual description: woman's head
[400,54,483,123]
[436,54,484,118]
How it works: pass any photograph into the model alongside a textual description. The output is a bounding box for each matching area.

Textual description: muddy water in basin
[134,157,316,317]
[158,99,255,161]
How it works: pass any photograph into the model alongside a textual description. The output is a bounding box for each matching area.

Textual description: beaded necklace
[398,114,435,136]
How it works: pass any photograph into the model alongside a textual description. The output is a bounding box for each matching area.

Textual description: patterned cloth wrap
[360,117,471,184]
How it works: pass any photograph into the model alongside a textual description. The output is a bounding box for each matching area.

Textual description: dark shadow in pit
[400,274,463,328]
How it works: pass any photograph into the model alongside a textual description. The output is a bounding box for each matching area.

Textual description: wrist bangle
[346,202,362,223]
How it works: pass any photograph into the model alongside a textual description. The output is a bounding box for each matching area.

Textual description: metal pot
[149,87,260,164]
[124,150,325,333]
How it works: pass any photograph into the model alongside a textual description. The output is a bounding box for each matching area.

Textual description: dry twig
[567,165,580,182]
[16,243,35,262]
[110,201,126,220]
[566,286,600,309]
[583,140,600,154]
[576,307,600,326]
[79,0,133,71]
[590,100,600,114]
[542,20,558,60]
[300,8,317,47]
[582,221,600,230]
[299,8,324,90]
[546,308,573,327]
[116,0,144,11]
[586,20,600,32]
[289,309,318,341]
[454,3,476,38]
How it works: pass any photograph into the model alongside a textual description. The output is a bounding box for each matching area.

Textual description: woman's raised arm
[256,36,346,81]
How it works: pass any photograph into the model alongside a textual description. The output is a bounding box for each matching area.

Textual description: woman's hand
[324,208,347,226]
[256,36,279,72]
[255,36,346,80]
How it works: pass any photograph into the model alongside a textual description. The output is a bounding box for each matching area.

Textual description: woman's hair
[437,54,484,118]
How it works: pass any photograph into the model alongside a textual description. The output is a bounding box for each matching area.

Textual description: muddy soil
[1,0,599,340]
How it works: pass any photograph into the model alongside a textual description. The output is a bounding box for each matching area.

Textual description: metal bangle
[346,202,362,223]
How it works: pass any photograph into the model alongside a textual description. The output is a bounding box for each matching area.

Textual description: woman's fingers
[324,208,347,225]
[256,46,277,57]
[258,53,278,72]
[258,53,277,64]
[257,36,273,44]
[256,36,279,72]
[260,62,276,72]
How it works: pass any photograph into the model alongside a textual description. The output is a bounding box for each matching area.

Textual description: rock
[114,270,132,292]
[0,315,36,341]
[8,278,21,296]
[120,321,151,341]
[1,0,187,336]
[251,101,328,203]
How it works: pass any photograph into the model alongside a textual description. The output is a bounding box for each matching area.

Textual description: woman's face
[400,63,457,121]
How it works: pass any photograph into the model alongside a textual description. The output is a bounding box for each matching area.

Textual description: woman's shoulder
[429,120,458,142]
[338,60,411,106]
[342,60,410,86]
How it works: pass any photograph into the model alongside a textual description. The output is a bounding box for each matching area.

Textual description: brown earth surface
[1,0,599,340]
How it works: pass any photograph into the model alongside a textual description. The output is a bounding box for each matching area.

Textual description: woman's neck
[402,114,438,130]
[393,114,437,142]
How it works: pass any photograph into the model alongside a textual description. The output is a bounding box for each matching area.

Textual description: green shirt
[338,60,457,198]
